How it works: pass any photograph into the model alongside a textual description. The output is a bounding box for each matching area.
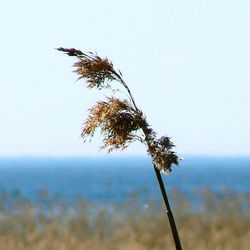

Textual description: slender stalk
[154,167,183,250]
[118,78,183,249]
[112,71,140,112]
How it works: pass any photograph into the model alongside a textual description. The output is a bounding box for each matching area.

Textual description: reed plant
[57,47,183,249]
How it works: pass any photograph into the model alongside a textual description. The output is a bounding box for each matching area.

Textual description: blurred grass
[0,189,249,250]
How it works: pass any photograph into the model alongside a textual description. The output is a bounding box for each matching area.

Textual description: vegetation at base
[0,189,249,250]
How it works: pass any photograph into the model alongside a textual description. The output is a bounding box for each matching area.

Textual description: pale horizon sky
[0,0,249,157]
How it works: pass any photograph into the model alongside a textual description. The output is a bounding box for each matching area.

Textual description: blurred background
[0,1,249,249]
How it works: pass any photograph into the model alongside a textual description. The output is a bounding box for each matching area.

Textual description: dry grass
[0,189,249,250]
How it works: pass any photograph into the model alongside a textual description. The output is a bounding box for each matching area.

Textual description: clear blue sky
[0,0,249,157]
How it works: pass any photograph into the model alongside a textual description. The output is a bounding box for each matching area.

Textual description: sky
[0,0,249,157]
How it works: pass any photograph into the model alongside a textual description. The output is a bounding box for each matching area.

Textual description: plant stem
[153,167,183,250]
[112,71,140,112]
[116,75,183,249]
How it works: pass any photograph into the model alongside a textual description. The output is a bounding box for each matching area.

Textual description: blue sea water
[0,156,249,205]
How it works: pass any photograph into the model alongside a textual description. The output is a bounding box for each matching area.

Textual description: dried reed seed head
[81,97,180,171]
[73,58,116,89]
[158,136,174,149]
[87,98,132,117]
[57,47,117,89]
[57,47,84,57]
[58,47,180,172]
[81,97,145,151]
[145,134,179,172]
[152,151,179,173]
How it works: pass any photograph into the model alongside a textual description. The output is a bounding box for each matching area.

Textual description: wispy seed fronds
[57,47,120,89]
[58,47,181,173]
[81,97,144,152]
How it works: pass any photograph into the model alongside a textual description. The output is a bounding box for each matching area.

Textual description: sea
[0,156,249,206]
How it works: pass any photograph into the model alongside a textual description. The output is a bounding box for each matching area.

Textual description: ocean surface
[0,156,249,205]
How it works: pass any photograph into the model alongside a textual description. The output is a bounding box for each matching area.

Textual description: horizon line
[0,154,250,159]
